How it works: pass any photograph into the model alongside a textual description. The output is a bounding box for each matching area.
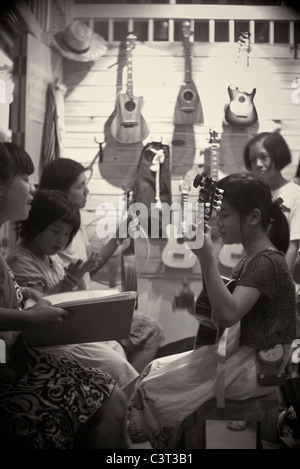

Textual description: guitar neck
[183,36,192,83]
[210,143,219,181]
[181,191,189,230]
[90,237,120,276]
[126,49,134,98]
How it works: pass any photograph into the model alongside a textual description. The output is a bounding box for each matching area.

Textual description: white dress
[272,181,300,244]
[128,323,276,448]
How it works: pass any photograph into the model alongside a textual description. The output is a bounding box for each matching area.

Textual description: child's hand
[66,253,102,279]
[82,251,102,273]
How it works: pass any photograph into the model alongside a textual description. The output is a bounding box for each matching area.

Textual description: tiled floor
[132,421,281,449]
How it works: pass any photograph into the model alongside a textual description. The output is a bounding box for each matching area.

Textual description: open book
[23,289,137,347]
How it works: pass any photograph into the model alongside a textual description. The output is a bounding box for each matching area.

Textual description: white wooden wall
[62,38,300,344]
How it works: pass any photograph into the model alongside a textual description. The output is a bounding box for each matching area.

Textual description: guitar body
[121,190,138,307]
[162,224,197,269]
[194,278,237,347]
[225,86,258,127]
[111,92,149,144]
[225,33,258,127]
[174,80,204,125]
[121,239,138,292]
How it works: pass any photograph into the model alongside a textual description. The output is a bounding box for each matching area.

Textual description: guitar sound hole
[125,100,136,112]
[177,238,184,245]
[183,90,194,102]
[239,96,246,103]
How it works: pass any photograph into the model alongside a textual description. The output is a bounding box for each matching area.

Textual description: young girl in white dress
[128,172,296,449]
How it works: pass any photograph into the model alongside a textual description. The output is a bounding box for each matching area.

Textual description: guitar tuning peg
[214,205,222,213]
[193,174,203,188]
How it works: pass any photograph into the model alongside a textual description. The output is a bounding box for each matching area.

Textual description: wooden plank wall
[62,40,300,345]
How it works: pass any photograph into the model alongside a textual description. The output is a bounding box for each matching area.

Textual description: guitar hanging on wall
[206,129,221,182]
[162,169,197,269]
[225,32,258,127]
[111,33,149,144]
[173,21,204,125]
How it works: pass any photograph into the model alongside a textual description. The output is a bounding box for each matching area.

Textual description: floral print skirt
[0,336,115,449]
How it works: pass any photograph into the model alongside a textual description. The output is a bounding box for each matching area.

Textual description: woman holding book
[0,141,132,449]
[7,189,139,395]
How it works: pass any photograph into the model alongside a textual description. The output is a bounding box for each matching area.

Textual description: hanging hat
[51,20,107,62]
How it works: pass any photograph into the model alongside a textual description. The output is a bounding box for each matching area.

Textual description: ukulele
[149,146,166,210]
[111,33,149,144]
[225,32,258,127]
[173,21,204,125]
[162,170,197,269]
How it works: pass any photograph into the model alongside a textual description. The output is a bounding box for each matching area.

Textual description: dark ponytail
[268,198,290,254]
[217,173,290,254]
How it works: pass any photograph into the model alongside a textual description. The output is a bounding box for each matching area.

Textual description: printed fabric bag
[132,141,172,237]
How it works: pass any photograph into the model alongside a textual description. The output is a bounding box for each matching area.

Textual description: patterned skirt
[0,335,115,449]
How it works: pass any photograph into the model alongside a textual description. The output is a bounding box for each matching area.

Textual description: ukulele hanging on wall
[173,21,204,125]
[111,33,149,144]
[162,170,198,269]
[225,32,258,127]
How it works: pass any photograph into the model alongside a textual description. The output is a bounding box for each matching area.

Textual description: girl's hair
[0,142,34,184]
[18,189,81,247]
[217,172,290,253]
[243,131,292,171]
[39,158,85,191]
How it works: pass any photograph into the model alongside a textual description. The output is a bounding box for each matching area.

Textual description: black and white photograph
[0,0,300,452]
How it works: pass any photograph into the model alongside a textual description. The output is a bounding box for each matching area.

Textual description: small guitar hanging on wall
[111,33,149,144]
[162,170,197,269]
[149,147,166,209]
[225,32,258,127]
[173,21,204,125]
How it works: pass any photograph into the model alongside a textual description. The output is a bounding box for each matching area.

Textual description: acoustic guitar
[192,173,230,347]
[111,33,149,144]
[173,21,204,125]
[225,32,258,127]
[121,189,138,308]
[162,169,197,269]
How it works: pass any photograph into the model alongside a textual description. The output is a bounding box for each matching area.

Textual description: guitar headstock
[209,129,221,146]
[126,32,137,51]
[237,31,250,54]
[193,173,223,223]
[149,147,165,172]
[179,169,195,195]
[182,21,192,38]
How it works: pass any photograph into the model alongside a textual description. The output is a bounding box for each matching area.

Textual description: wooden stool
[182,392,279,449]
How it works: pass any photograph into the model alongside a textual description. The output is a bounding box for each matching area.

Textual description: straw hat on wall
[51,20,107,62]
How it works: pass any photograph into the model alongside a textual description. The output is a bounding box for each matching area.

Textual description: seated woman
[7,189,139,397]
[128,173,297,449]
[39,158,164,373]
[0,141,131,449]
